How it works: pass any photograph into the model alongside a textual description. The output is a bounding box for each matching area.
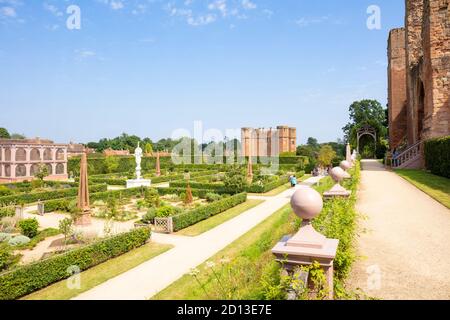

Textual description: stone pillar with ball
[340,160,352,179]
[323,167,351,199]
[272,186,339,299]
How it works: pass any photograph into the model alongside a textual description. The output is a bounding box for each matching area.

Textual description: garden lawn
[395,169,450,209]
[176,199,265,237]
[23,242,172,300]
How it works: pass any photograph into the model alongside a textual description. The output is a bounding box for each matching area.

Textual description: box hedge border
[0,227,151,300]
[424,136,450,178]
[0,184,107,206]
[172,192,247,232]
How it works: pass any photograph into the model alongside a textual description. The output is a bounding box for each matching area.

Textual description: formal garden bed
[169,167,305,194]
[153,163,362,300]
[0,182,107,207]
[0,226,151,300]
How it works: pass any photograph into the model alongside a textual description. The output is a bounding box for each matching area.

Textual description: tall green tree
[342,99,388,158]
[0,128,10,139]
[317,145,336,167]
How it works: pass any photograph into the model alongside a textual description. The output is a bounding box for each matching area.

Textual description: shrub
[0,227,151,300]
[172,193,247,231]
[144,188,161,208]
[0,233,12,243]
[205,193,222,202]
[0,243,13,272]
[0,206,14,219]
[224,166,247,193]
[8,235,31,246]
[155,206,180,218]
[142,208,156,224]
[18,218,39,238]
[425,136,450,178]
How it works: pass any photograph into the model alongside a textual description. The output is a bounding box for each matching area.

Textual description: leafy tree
[317,145,336,167]
[307,137,320,149]
[34,164,49,182]
[104,156,119,174]
[144,142,153,155]
[59,218,74,245]
[0,128,10,139]
[10,133,26,139]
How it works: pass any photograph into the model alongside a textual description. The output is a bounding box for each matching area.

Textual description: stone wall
[388,28,408,150]
[388,0,449,154]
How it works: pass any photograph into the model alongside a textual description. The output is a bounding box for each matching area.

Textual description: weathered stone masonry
[388,0,450,151]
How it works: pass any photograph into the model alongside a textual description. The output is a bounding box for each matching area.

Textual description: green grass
[395,169,450,209]
[176,199,265,237]
[23,242,173,300]
[153,204,297,300]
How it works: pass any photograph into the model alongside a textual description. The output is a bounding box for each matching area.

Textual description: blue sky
[0,0,405,144]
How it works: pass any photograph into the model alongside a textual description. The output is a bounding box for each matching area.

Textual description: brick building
[241,126,297,157]
[387,0,449,167]
[0,138,68,183]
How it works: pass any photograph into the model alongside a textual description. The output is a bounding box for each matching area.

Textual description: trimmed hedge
[85,170,219,186]
[425,136,450,178]
[0,227,151,300]
[0,184,108,206]
[169,172,304,194]
[172,193,247,231]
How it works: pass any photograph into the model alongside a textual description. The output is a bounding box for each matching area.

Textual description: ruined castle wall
[405,0,425,144]
[421,0,450,140]
[388,28,408,150]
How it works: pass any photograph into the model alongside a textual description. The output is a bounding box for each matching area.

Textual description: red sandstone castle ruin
[241,126,297,157]
[388,0,449,168]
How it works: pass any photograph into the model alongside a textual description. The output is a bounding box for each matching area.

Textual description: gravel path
[347,160,450,300]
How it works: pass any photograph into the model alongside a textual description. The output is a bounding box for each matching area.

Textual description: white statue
[134,142,143,180]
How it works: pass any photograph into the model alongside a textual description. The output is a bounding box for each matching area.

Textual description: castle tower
[388,28,408,150]
[289,127,297,153]
[277,126,290,154]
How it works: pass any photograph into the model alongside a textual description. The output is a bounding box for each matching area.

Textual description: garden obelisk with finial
[76,151,91,225]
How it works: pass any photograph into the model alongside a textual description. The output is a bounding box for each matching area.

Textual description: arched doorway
[357,125,377,159]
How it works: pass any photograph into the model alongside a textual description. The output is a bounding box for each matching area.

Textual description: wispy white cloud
[43,3,63,17]
[167,3,217,27]
[0,6,15,17]
[96,0,125,10]
[74,49,97,61]
[242,0,256,10]
[295,15,345,28]
[208,0,227,17]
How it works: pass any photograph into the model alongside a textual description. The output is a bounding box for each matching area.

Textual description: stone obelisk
[156,151,161,177]
[247,155,253,179]
[76,152,91,225]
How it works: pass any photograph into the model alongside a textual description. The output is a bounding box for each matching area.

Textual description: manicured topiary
[142,208,156,224]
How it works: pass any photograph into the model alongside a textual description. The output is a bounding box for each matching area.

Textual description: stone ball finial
[340,160,351,171]
[290,186,323,220]
[330,167,345,183]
